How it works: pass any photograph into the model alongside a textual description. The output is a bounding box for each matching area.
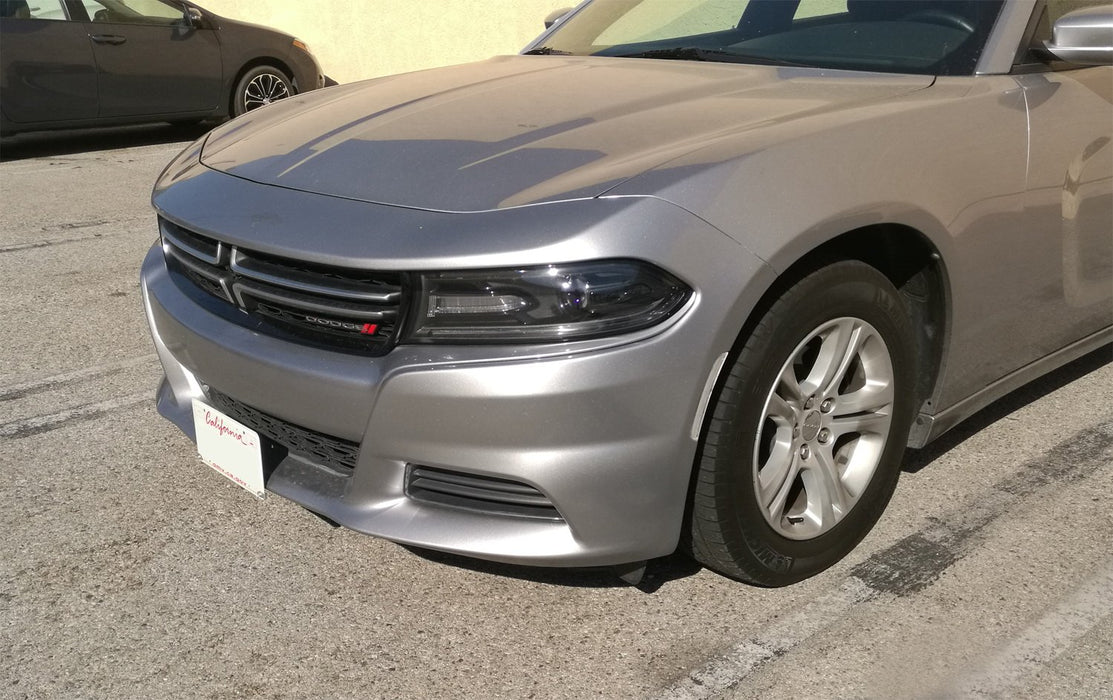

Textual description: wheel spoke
[830,410,890,438]
[245,81,265,108]
[836,375,894,416]
[801,319,863,397]
[806,445,846,526]
[767,391,796,424]
[759,450,799,518]
[776,363,804,405]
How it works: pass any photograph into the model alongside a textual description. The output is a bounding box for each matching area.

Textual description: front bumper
[144,248,710,566]
[141,178,772,567]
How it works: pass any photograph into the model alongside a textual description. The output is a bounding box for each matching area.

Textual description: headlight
[407,260,692,343]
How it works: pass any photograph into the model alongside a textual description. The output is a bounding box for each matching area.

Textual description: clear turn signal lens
[409,260,691,343]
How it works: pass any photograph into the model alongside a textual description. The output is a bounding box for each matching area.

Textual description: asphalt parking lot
[1,126,1111,699]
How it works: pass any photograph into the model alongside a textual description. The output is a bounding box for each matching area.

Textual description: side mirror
[544,7,572,29]
[1043,4,1113,65]
[185,6,205,28]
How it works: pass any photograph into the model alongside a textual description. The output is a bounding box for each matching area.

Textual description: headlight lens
[408,260,691,343]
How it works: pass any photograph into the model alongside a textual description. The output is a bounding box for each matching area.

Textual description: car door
[0,0,98,124]
[1015,1,1113,354]
[77,0,222,118]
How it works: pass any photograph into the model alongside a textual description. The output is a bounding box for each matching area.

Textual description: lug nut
[818,428,831,444]
[821,398,834,413]
[805,396,817,410]
[800,445,811,460]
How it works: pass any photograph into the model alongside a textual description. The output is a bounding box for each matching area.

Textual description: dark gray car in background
[141,0,1112,586]
[0,0,324,135]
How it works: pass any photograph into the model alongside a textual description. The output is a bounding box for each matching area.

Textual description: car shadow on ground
[403,545,703,594]
[0,121,215,161]
[903,344,1111,473]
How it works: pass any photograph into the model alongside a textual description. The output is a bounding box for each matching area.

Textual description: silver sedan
[141,0,1112,586]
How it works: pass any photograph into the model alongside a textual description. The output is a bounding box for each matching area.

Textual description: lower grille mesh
[206,388,360,474]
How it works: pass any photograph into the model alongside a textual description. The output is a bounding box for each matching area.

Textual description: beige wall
[198,0,572,84]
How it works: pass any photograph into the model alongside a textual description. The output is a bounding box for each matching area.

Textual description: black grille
[160,218,404,355]
[406,465,563,521]
[206,388,360,474]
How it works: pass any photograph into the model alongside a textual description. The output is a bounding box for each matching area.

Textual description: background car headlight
[407,260,692,343]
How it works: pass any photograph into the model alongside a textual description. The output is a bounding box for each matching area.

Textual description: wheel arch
[794,224,950,440]
[714,222,952,452]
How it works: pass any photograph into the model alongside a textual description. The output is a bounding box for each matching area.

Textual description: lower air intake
[406,465,563,521]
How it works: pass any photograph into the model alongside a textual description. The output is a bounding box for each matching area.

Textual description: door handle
[90,34,127,45]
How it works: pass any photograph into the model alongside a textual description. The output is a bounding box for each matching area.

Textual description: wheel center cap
[802,411,822,441]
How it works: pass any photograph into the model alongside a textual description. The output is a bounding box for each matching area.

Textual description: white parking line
[0,353,158,401]
[0,393,152,439]
[950,560,1113,698]
[656,577,881,699]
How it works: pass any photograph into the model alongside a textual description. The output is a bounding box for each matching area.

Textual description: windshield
[530,0,1006,75]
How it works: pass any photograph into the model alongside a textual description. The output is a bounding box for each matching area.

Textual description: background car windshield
[540,0,1006,75]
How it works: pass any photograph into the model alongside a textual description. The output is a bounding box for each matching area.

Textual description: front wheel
[232,65,293,117]
[687,261,917,586]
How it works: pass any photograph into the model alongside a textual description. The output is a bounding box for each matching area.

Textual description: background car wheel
[233,65,293,117]
[687,260,918,586]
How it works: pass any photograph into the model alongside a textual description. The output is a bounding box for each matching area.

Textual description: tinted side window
[84,0,185,25]
[0,0,67,19]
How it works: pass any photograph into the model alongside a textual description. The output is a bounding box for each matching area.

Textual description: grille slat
[231,249,402,303]
[164,245,233,303]
[206,388,360,474]
[160,218,404,355]
[161,219,222,264]
[233,281,396,321]
[406,465,563,521]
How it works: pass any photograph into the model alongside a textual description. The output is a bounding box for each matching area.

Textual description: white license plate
[192,398,265,499]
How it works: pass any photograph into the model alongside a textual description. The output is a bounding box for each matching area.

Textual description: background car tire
[687,260,918,586]
[233,65,293,117]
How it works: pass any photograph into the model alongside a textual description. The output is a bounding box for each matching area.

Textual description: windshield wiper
[523,46,574,55]
[611,47,811,68]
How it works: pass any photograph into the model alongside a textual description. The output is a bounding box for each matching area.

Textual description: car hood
[200,55,933,212]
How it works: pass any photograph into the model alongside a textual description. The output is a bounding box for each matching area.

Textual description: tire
[232,65,293,117]
[688,260,917,586]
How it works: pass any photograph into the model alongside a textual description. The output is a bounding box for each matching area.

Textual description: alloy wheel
[753,317,895,540]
